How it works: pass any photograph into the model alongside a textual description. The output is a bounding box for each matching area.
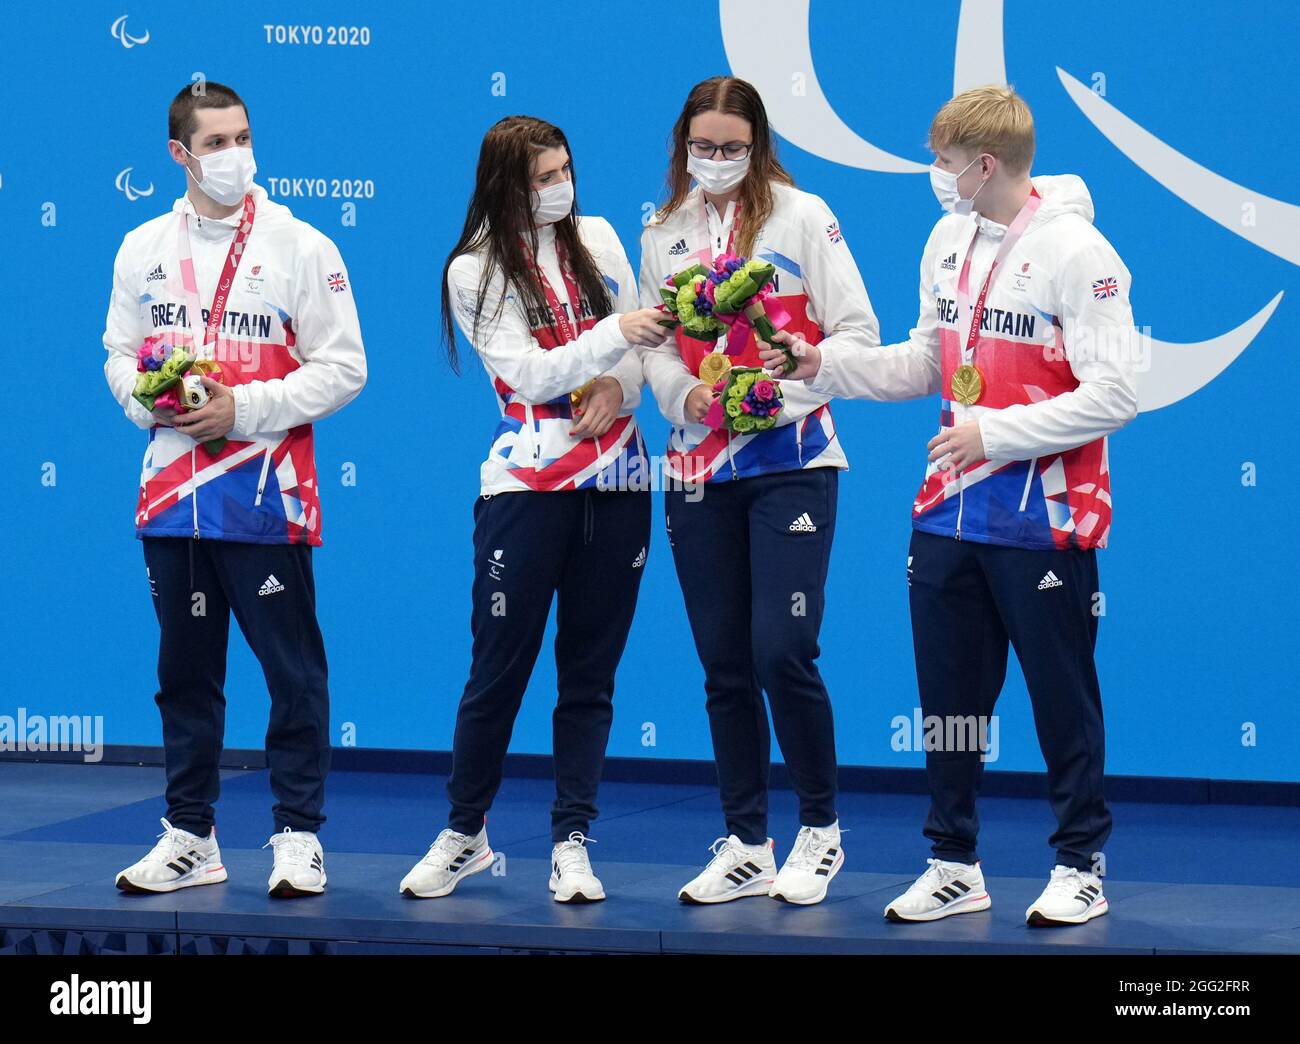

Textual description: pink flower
[754,380,774,401]
[154,389,181,412]
[741,401,752,413]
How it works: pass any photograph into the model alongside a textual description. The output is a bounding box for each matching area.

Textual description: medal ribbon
[524,236,585,346]
[955,188,1040,367]
[176,193,256,359]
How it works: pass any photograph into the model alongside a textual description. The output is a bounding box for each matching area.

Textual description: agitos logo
[722,0,1289,412]
[110,15,150,49]
[114,167,154,202]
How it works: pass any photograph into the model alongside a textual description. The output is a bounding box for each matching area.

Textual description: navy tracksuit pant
[665,467,839,845]
[907,528,1111,870]
[142,536,331,837]
[446,488,650,843]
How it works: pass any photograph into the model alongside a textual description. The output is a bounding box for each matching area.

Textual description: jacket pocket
[522,403,539,468]
[253,441,274,507]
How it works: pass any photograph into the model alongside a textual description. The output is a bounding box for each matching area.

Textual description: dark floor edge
[6,745,1299,808]
[0,910,1273,955]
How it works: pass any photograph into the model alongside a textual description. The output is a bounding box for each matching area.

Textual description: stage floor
[2,762,1299,955]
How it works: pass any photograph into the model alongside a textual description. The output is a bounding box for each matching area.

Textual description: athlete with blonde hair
[762,85,1139,926]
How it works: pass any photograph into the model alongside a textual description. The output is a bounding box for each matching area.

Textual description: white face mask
[531,179,574,225]
[929,155,986,216]
[178,142,256,206]
[687,153,750,195]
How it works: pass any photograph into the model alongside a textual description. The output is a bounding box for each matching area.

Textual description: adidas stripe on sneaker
[884,858,991,922]
[115,818,227,894]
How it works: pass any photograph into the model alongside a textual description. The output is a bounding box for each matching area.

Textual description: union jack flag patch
[1091,277,1118,300]
[327,272,348,294]
[826,222,843,244]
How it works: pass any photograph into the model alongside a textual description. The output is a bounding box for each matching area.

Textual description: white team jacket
[638,181,880,483]
[807,174,1139,550]
[447,216,647,495]
[103,182,366,545]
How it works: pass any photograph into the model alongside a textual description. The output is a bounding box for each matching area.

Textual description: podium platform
[3,763,1298,955]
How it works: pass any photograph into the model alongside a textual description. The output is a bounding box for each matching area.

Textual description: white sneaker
[678,835,776,904]
[549,831,605,903]
[884,858,991,922]
[115,818,227,894]
[263,827,326,897]
[1025,865,1108,926]
[400,827,493,898]
[769,821,845,905]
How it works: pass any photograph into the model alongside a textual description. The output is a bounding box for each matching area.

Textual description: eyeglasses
[688,139,752,161]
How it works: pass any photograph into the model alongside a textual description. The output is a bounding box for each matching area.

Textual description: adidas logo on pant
[632,546,646,569]
[259,574,285,596]
[789,512,817,533]
[1038,570,1063,590]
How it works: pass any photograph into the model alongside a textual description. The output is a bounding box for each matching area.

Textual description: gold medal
[569,378,595,410]
[951,363,984,406]
[698,352,733,387]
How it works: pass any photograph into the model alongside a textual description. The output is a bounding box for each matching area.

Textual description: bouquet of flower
[703,366,784,434]
[655,261,727,341]
[656,253,797,374]
[132,336,227,454]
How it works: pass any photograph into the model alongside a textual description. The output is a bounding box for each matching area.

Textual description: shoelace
[704,836,745,874]
[142,817,204,864]
[1044,865,1094,897]
[785,826,838,871]
[912,857,966,894]
[262,826,317,865]
[554,831,595,876]
[420,828,471,869]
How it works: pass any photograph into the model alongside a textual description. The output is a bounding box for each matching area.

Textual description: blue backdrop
[1,2,1296,781]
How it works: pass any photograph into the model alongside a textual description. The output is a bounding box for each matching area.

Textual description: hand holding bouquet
[656,254,797,375]
[132,337,227,454]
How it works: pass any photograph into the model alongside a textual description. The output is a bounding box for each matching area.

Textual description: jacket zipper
[728,427,737,480]
[952,410,963,540]
[254,442,273,507]
[191,206,203,537]
[191,445,200,539]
